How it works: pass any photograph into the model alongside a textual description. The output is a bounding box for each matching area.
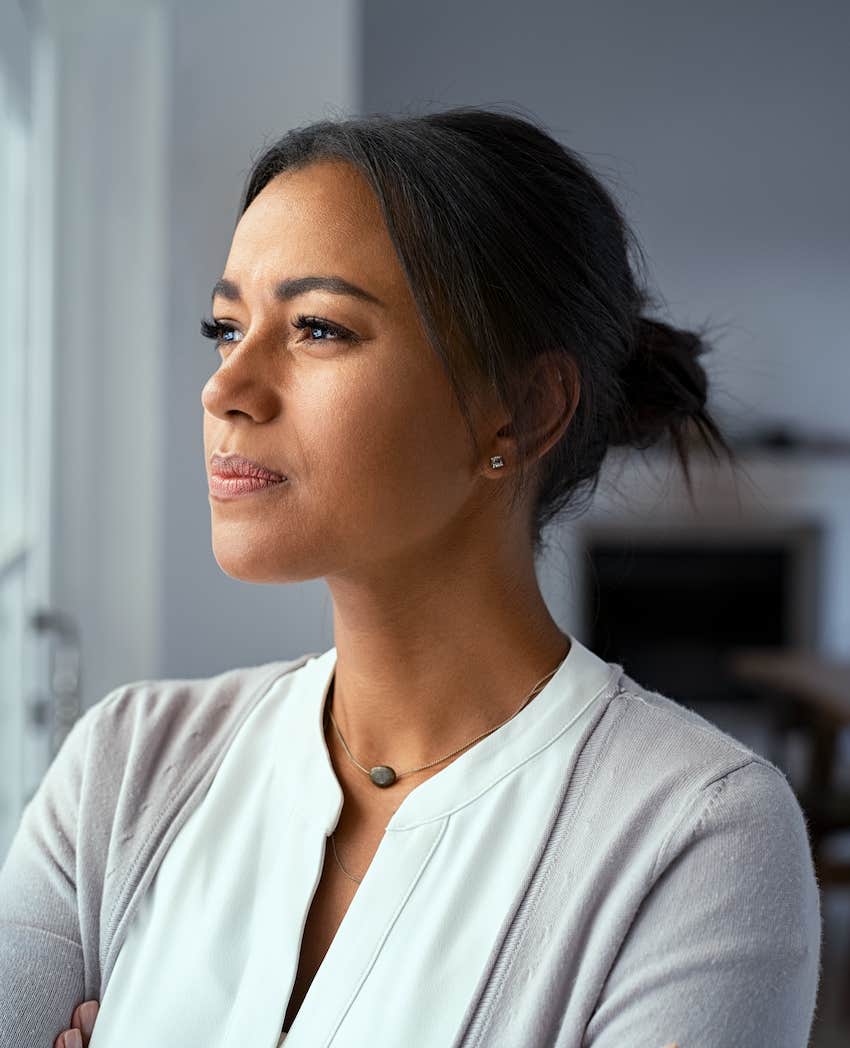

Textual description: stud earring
[490,455,505,469]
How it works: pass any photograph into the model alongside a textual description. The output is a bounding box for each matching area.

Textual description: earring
[490,455,505,469]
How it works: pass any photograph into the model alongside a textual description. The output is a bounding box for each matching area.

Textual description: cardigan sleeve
[582,760,823,1048]
[0,701,100,1047]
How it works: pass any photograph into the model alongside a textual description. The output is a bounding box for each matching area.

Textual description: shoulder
[601,668,791,790]
[573,669,821,956]
[83,653,315,758]
[580,669,815,877]
[28,652,317,842]
[68,652,320,872]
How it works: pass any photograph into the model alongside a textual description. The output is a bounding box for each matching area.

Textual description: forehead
[227,159,402,293]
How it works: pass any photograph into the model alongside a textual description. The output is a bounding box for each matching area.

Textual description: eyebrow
[210,275,386,310]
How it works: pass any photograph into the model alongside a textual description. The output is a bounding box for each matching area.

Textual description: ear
[490,352,580,468]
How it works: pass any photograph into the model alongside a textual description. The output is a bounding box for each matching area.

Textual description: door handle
[28,607,82,757]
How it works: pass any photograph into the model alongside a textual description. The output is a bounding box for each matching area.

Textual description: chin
[210,542,282,582]
[210,540,322,585]
[214,561,283,584]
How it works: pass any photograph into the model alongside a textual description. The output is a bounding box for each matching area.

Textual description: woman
[2,107,820,1047]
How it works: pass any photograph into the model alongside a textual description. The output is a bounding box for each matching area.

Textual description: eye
[200,317,241,350]
[291,314,357,344]
[199,314,359,352]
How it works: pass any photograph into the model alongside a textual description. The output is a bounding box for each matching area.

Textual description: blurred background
[1,0,848,1041]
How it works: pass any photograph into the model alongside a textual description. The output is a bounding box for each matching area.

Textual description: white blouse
[89,634,619,1048]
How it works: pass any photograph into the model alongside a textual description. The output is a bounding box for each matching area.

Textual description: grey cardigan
[0,653,822,1047]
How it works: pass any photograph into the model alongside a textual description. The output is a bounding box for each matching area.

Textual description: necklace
[325,650,568,884]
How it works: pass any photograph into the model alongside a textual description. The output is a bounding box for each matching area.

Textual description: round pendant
[370,765,397,787]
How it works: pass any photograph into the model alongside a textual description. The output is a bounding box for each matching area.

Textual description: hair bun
[609,316,711,450]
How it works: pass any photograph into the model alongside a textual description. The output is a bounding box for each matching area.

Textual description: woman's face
[202,159,504,584]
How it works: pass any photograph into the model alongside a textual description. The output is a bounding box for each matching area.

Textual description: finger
[63,997,99,1048]
[54,1029,81,1048]
[70,1000,99,1046]
[78,1000,99,1043]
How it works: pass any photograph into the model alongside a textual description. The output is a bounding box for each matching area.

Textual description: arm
[0,705,98,1047]
[583,760,823,1048]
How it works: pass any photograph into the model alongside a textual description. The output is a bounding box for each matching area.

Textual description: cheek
[308,373,471,525]
[326,363,449,465]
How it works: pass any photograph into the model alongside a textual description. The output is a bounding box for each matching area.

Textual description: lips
[208,473,286,498]
[210,452,287,481]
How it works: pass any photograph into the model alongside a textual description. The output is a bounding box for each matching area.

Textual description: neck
[322,542,570,776]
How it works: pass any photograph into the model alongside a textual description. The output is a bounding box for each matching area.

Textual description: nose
[201,340,282,423]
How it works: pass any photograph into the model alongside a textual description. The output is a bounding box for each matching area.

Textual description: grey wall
[160,0,358,678]
[362,0,850,438]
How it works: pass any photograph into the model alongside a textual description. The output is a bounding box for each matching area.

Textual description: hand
[53,999,99,1048]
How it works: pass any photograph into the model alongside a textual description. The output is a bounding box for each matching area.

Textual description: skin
[55,159,676,1045]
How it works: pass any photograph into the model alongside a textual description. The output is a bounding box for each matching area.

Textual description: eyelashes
[200,317,231,347]
[199,313,359,350]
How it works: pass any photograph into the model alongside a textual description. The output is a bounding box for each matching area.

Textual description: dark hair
[237,105,737,558]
